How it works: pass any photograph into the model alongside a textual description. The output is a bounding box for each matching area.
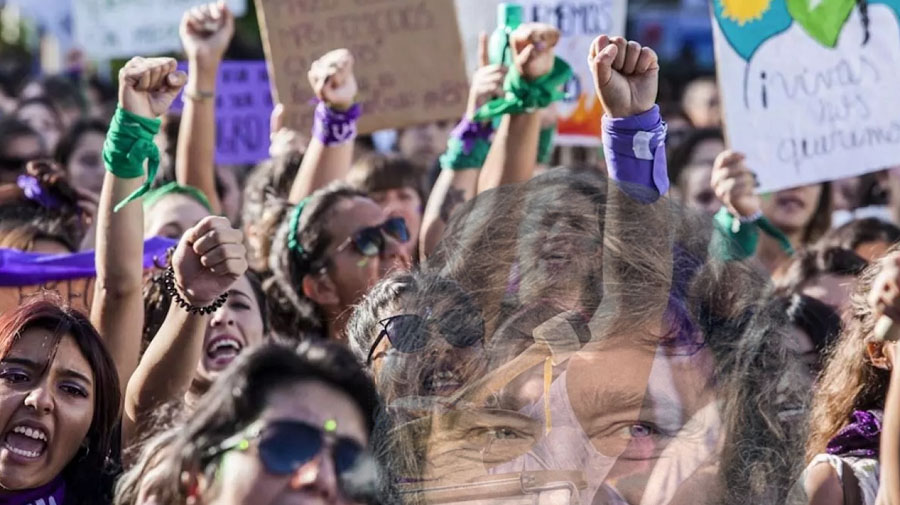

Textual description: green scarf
[103,106,161,212]
[142,181,212,213]
[474,57,573,121]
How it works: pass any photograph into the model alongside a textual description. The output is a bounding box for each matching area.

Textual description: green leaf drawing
[786,0,856,47]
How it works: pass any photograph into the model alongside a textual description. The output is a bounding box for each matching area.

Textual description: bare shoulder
[804,461,845,505]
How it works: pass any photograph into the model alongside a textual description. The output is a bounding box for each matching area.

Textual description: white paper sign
[72,0,247,59]
[712,2,900,193]
[455,0,627,146]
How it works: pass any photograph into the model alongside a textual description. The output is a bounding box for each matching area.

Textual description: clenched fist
[118,57,187,119]
[309,49,358,110]
[710,150,761,219]
[589,36,658,118]
[510,23,560,80]
[172,216,248,307]
[180,1,235,69]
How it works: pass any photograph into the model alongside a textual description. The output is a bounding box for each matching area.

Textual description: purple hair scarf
[0,237,176,287]
[827,409,883,458]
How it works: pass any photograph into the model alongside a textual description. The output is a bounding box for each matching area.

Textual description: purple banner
[172,61,274,166]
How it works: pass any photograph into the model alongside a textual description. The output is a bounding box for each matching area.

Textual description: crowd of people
[2,2,900,504]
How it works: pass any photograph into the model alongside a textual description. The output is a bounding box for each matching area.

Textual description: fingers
[192,225,244,257]
[478,31,490,68]
[589,35,618,87]
[121,57,179,93]
[635,47,659,74]
[200,243,247,270]
[611,36,627,71]
[623,41,642,75]
[182,216,232,246]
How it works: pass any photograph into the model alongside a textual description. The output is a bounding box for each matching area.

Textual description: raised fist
[172,216,248,307]
[467,32,506,119]
[589,35,659,118]
[118,57,187,119]
[180,1,235,69]
[510,23,560,80]
[710,150,761,219]
[308,49,358,110]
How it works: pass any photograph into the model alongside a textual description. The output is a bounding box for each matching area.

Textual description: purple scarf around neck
[0,476,66,505]
[826,409,883,458]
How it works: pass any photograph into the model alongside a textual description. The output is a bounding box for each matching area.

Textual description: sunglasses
[213,419,365,477]
[334,216,409,258]
[367,312,484,365]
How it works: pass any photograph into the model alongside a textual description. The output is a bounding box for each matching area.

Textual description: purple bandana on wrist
[16,175,61,210]
[827,409,882,458]
[312,102,362,145]
[450,118,494,155]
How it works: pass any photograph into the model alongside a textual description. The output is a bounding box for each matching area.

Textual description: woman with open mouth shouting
[0,296,120,504]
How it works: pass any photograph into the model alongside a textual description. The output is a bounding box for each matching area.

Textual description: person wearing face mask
[0,296,121,505]
[113,340,380,505]
[711,150,833,275]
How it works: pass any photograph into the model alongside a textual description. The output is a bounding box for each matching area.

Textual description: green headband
[287,197,312,259]
[142,181,212,212]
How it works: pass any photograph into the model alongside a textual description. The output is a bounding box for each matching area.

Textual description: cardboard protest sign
[712,0,900,193]
[0,238,175,315]
[455,0,627,146]
[171,61,274,165]
[72,0,247,59]
[255,0,469,135]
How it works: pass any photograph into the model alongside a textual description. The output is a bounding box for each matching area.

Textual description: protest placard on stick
[255,0,469,135]
[712,0,900,193]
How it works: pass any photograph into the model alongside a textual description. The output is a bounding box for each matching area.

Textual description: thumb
[515,44,536,73]
[163,71,188,97]
[478,31,490,68]
[592,44,618,87]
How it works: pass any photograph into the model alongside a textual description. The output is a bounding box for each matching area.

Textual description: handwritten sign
[171,61,274,165]
[255,0,469,135]
[72,0,247,59]
[456,0,627,146]
[712,1,900,192]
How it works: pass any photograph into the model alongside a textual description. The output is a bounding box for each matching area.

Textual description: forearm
[880,366,900,504]
[477,112,541,193]
[176,61,221,213]
[421,169,480,258]
[288,102,360,203]
[602,105,668,203]
[123,303,207,442]
[91,171,146,392]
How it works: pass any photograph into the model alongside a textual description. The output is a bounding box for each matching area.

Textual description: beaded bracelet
[162,250,228,315]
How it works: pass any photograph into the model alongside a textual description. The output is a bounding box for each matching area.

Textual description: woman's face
[681,163,720,216]
[195,275,265,384]
[210,380,369,505]
[760,184,824,237]
[322,197,411,311]
[144,194,211,239]
[0,134,45,184]
[66,131,106,197]
[369,187,422,259]
[0,329,94,490]
[17,104,61,153]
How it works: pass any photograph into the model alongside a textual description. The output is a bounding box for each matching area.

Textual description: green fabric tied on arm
[537,125,556,164]
[103,106,162,212]
[473,57,573,121]
[712,207,795,261]
[440,136,492,171]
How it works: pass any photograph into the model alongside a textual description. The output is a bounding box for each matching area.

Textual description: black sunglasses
[334,216,409,258]
[213,419,365,477]
[367,312,484,365]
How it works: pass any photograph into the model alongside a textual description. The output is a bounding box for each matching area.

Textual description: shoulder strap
[840,459,865,505]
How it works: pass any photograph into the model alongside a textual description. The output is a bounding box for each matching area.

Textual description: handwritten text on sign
[172,61,274,166]
[72,0,247,59]
[256,0,469,134]
[713,3,900,193]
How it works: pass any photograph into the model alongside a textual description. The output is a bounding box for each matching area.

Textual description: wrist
[189,56,223,76]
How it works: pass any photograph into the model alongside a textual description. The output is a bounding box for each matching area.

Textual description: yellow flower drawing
[719,0,773,25]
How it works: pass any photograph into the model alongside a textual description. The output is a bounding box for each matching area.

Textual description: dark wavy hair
[113,340,380,505]
[0,295,121,505]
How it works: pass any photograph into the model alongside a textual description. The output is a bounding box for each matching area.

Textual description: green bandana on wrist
[142,181,212,213]
[440,137,492,171]
[474,57,573,121]
[103,106,162,212]
[712,207,794,261]
[537,125,557,164]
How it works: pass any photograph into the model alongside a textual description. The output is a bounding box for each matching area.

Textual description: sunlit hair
[806,244,900,461]
[113,340,379,505]
[0,295,121,503]
[379,168,807,505]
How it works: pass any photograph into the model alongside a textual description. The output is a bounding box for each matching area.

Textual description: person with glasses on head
[114,340,380,505]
